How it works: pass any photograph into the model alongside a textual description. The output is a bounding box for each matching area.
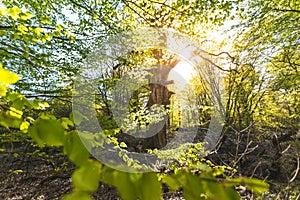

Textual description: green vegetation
[0,0,299,199]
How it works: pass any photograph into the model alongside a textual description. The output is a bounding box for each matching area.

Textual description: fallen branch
[289,156,300,183]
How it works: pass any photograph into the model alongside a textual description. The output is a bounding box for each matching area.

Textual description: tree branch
[273,8,300,13]
[69,0,115,31]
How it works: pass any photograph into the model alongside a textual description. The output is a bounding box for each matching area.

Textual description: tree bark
[144,48,179,149]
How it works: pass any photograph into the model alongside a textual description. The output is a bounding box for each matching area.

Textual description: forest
[0,0,299,199]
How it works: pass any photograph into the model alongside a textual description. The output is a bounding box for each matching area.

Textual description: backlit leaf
[41,16,51,24]
[64,130,89,166]
[62,192,92,200]
[20,121,30,132]
[0,8,7,17]
[17,25,28,34]
[0,111,22,129]
[119,142,127,148]
[28,118,65,146]
[162,175,181,191]
[33,27,43,36]
[0,83,7,96]
[7,7,22,20]
[102,168,136,200]
[20,11,34,20]
[0,68,20,84]
[225,177,269,195]
[72,160,101,192]
[139,173,161,200]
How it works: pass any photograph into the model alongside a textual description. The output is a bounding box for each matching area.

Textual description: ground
[0,131,299,200]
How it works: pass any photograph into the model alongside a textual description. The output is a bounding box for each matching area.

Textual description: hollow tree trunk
[144,48,179,149]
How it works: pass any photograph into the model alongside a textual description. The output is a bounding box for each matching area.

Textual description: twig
[251,161,261,178]
[69,0,115,31]
[281,144,291,154]
[233,141,259,168]
[199,55,233,72]
[289,156,300,183]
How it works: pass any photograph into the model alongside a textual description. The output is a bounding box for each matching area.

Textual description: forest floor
[0,144,185,200]
[0,131,299,200]
[0,146,119,200]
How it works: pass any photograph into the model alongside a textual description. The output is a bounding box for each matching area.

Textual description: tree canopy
[0,0,299,199]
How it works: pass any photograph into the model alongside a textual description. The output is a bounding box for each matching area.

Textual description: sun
[167,61,195,94]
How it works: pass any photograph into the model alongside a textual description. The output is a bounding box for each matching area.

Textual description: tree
[0,0,278,199]
[230,0,299,133]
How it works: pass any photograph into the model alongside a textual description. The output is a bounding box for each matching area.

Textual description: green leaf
[0,83,7,96]
[17,25,28,34]
[162,175,181,191]
[77,131,97,152]
[119,142,127,148]
[0,8,7,17]
[20,12,34,20]
[11,98,26,110]
[225,177,269,195]
[0,68,20,84]
[241,178,269,195]
[20,121,30,132]
[33,27,43,36]
[72,160,101,192]
[182,172,206,200]
[93,14,99,19]
[0,111,22,129]
[64,130,89,166]
[202,178,240,200]
[139,173,161,200]
[41,16,51,24]
[60,117,74,129]
[55,25,63,32]
[71,110,87,125]
[102,168,137,200]
[27,123,44,146]
[31,100,49,110]
[62,192,92,200]
[222,187,241,200]
[8,107,23,119]
[7,7,22,20]
[0,68,20,95]
[28,118,65,146]
[43,33,52,41]
[7,92,23,101]
[69,35,76,41]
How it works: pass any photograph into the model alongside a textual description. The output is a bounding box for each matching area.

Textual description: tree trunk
[144,48,179,149]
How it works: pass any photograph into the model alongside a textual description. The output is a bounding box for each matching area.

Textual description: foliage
[230,0,300,132]
[0,63,269,199]
[1,0,299,199]
[225,64,265,131]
